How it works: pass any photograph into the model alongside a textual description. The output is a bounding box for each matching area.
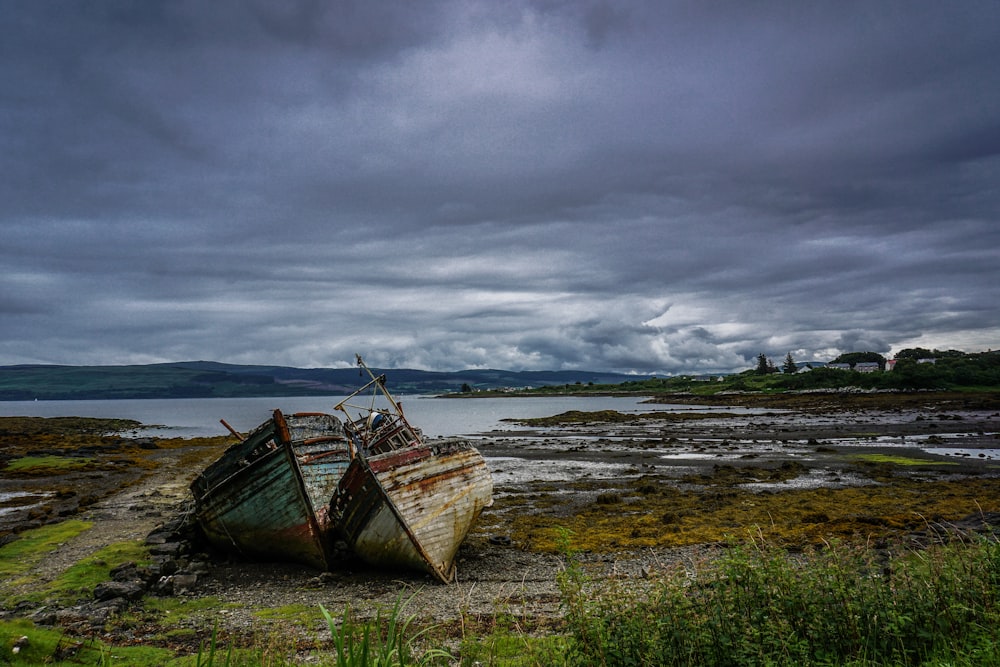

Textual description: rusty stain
[192,355,493,581]
[191,410,351,570]
[331,356,493,582]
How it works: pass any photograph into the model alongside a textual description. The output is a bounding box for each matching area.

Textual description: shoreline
[2,392,1000,656]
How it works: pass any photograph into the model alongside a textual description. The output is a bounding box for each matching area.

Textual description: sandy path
[3,450,203,601]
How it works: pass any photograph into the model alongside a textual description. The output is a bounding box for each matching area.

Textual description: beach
[2,391,999,655]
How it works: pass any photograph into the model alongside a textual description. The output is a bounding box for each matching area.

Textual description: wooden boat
[190,410,351,570]
[330,356,493,583]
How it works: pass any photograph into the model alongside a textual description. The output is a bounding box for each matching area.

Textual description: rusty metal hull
[333,438,493,583]
[190,411,350,570]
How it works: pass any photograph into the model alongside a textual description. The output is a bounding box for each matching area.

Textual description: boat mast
[333,354,418,451]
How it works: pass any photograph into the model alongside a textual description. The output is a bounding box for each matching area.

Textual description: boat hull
[191,411,350,570]
[333,438,493,582]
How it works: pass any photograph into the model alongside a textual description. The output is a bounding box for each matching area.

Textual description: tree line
[750,348,1000,390]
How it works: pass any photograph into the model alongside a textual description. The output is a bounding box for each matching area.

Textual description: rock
[175,573,198,590]
[13,600,35,615]
[56,503,80,517]
[109,561,142,582]
[187,560,211,575]
[54,606,90,625]
[28,608,57,626]
[145,562,164,580]
[153,573,200,596]
[157,558,180,576]
[86,598,128,624]
[93,580,145,602]
[148,541,183,557]
[305,571,338,587]
[171,574,198,594]
[155,513,191,535]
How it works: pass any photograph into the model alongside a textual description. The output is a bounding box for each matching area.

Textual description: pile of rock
[28,503,210,632]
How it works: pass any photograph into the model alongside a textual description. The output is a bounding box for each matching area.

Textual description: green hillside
[0,362,634,400]
[506,348,1000,397]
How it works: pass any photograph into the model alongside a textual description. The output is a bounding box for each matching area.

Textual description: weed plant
[167,595,452,666]
[320,595,451,667]
[558,531,1000,666]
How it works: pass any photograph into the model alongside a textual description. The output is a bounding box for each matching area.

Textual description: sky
[2,1,999,375]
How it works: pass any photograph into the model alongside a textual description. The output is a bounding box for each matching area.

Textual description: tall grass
[183,595,449,667]
[559,533,1000,666]
[320,595,450,667]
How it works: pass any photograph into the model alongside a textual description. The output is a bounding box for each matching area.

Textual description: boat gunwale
[192,409,346,570]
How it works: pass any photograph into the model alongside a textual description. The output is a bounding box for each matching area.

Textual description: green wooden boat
[190,410,351,570]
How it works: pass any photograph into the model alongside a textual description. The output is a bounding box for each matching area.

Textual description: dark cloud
[1,1,998,373]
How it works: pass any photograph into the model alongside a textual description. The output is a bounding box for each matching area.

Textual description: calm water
[0,395,728,439]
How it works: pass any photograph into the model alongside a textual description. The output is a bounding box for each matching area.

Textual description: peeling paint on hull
[333,438,494,583]
[191,356,494,579]
[190,410,350,570]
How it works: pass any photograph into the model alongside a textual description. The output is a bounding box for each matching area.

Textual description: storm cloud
[2,1,998,374]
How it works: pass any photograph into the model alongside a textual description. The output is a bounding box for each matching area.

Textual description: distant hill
[0,361,638,401]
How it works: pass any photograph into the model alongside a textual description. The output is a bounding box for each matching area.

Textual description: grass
[255,603,326,629]
[6,534,1000,665]
[0,520,151,609]
[144,596,232,617]
[131,596,239,641]
[458,632,569,666]
[0,520,92,596]
[26,539,152,606]
[454,611,570,667]
[320,594,453,667]
[500,474,1000,553]
[4,454,95,473]
[0,617,176,666]
[557,532,1000,666]
[852,453,958,466]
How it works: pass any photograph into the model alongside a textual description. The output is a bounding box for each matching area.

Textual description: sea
[0,394,739,439]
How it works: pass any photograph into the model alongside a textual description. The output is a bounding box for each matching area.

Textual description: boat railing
[334,354,424,457]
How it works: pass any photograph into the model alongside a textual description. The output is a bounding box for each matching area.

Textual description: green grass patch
[141,596,236,629]
[22,539,152,606]
[0,618,177,666]
[144,596,230,615]
[254,602,325,629]
[4,455,95,473]
[852,453,957,466]
[0,519,92,583]
[459,629,570,666]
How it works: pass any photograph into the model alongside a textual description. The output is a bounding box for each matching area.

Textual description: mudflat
[2,391,999,654]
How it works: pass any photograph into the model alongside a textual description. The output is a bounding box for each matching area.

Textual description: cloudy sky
[2,2,998,375]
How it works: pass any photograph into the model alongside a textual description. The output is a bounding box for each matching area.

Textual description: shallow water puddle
[740,469,875,491]
[923,447,1000,460]
[0,490,53,516]
[486,456,637,484]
